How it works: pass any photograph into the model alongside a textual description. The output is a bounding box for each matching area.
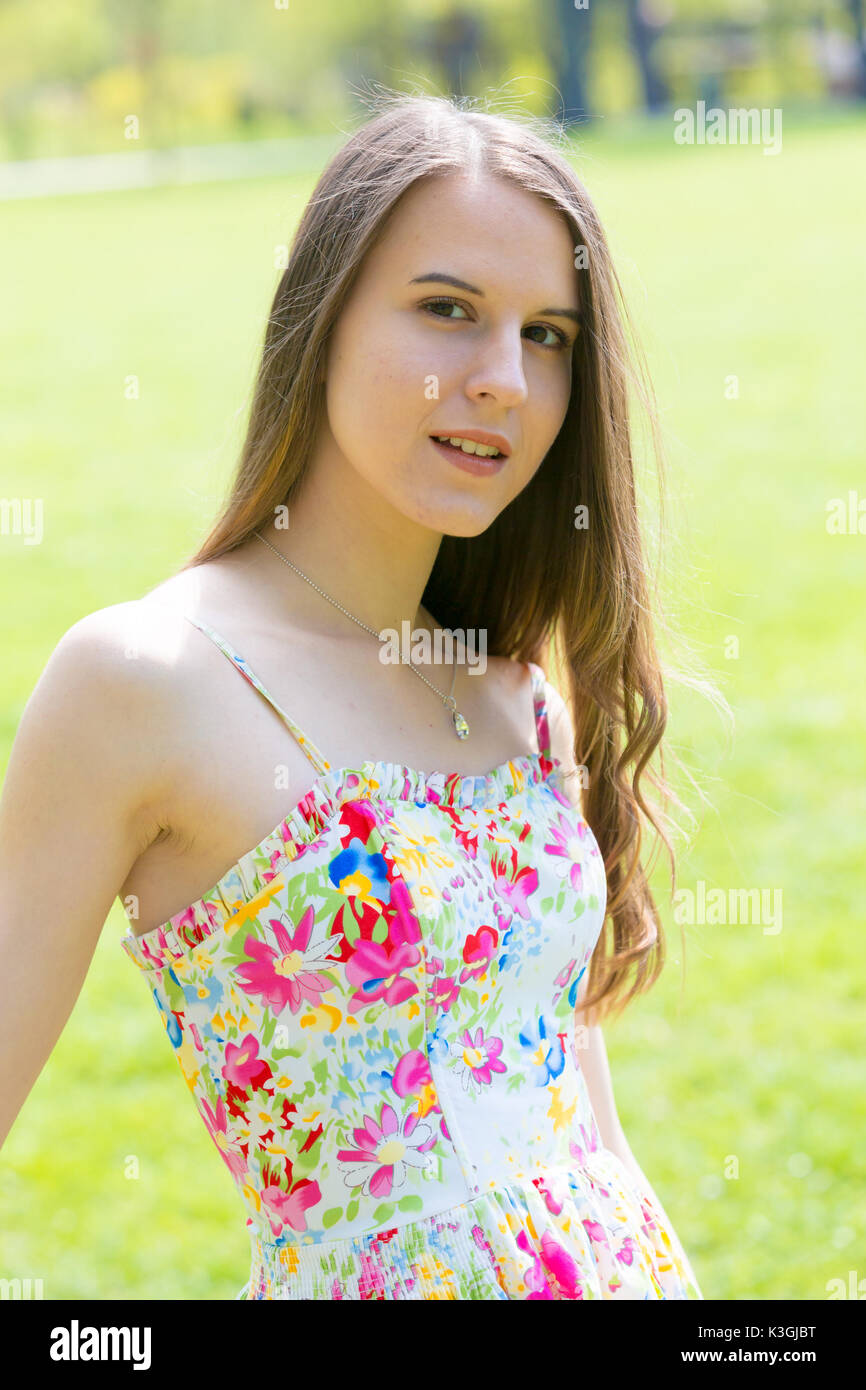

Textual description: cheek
[329,330,430,437]
[524,365,571,455]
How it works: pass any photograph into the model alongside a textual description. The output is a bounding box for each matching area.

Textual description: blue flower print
[328,838,391,902]
[518,1014,566,1087]
[568,963,588,1008]
[152,986,182,1049]
[426,1015,450,1064]
[180,975,224,1031]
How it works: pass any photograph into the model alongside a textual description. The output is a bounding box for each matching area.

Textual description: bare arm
[0,605,172,1150]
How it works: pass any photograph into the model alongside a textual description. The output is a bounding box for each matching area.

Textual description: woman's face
[321,170,580,537]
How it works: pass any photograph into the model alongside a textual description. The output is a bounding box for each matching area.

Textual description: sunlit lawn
[1,107,864,1299]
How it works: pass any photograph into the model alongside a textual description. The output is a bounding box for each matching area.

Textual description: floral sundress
[121,614,703,1300]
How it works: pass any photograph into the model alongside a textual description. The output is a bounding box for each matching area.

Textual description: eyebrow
[408,272,583,326]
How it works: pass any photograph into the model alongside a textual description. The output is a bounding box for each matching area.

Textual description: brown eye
[420,297,470,320]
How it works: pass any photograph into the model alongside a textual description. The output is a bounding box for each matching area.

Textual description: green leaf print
[259,1013,277,1050]
[373,1202,395,1224]
[342,913,361,948]
[370,914,389,945]
[553,987,573,1020]
[397,1195,423,1213]
[407,1020,424,1051]
[540,896,553,913]
[312,1059,329,1088]
[346,1198,360,1221]
[162,972,185,1010]
[322,1207,343,1229]
[293,1145,319,1175]
[338,1076,358,1101]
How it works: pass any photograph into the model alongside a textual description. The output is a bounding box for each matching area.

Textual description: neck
[249,437,444,642]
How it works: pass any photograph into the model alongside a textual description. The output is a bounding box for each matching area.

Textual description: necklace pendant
[452,708,470,740]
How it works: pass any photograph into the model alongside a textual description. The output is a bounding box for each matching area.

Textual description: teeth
[433,436,502,457]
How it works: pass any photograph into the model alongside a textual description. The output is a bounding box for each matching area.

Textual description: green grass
[1,110,864,1299]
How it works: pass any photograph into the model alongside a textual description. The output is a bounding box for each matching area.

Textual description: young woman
[0,93,720,1299]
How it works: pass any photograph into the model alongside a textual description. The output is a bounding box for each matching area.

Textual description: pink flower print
[460,925,498,983]
[531,1174,565,1216]
[544,812,589,892]
[392,1048,431,1097]
[233,907,335,1014]
[173,898,223,949]
[358,1252,389,1300]
[387,876,422,948]
[616,1235,638,1268]
[199,1095,248,1179]
[430,974,460,1014]
[516,1229,554,1299]
[448,1026,507,1093]
[392,1049,441,1121]
[471,1223,505,1283]
[490,847,539,919]
[554,957,577,989]
[538,1230,584,1298]
[337,1101,434,1199]
[260,1175,322,1238]
[344,938,421,1014]
[222,1033,272,1091]
[569,1120,602,1167]
[582,1217,611,1247]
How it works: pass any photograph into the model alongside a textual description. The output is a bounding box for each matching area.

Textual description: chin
[399,489,505,538]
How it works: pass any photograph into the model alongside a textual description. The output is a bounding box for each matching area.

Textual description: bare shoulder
[54,596,197,700]
[42,602,189,765]
[58,559,231,691]
[0,598,201,878]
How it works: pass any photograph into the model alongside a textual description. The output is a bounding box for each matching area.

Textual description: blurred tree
[431,8,483,96]
[626,0,670,110]
[410,5,507,102]
[548,0,595,125]
[845,0,866,96]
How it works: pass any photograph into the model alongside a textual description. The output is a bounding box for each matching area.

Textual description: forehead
[362,171,578,298]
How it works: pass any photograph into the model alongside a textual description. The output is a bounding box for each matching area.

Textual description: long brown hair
[178,91,732,1027]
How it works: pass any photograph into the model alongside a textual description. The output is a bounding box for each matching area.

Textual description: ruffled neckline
[121,750,561,969]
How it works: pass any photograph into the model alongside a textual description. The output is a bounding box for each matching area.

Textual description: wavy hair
[178,90,732,1026]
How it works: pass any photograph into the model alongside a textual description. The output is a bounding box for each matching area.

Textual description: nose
[463,322,529,409]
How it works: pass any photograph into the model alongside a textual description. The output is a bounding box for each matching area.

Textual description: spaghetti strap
[526,661,552,761]
[179,613,332,777]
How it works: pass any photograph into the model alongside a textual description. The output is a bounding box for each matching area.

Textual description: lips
[429,436,507,476]
[428,429,512,458]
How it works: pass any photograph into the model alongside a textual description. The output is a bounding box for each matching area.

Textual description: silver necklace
[253,531,470,739]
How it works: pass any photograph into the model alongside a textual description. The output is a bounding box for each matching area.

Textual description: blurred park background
[1,0,865,165]
[0,0,864,1301]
